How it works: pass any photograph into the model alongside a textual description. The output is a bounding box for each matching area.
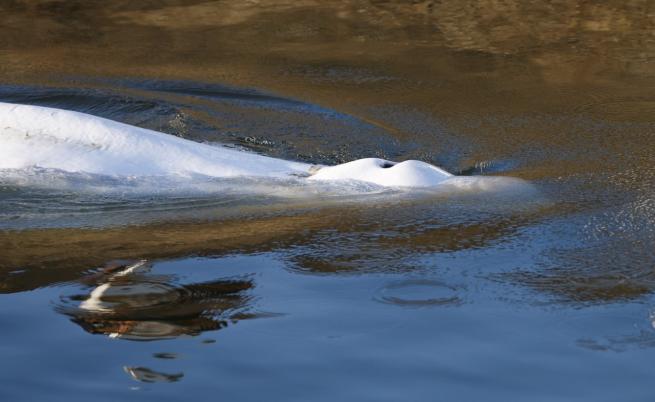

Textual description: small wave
[374,279,465,307]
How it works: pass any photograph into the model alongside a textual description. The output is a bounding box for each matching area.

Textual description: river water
[1,1,655,401]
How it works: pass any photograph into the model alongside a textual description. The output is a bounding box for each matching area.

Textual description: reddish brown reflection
[58,260,257,341]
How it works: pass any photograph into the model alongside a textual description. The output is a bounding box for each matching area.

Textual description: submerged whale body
[0,102,455,188]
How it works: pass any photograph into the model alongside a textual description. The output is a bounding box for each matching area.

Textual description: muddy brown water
[1,2,654,401]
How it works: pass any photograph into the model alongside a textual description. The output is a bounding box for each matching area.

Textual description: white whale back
[0,102,519,192]
[0,102,311,178]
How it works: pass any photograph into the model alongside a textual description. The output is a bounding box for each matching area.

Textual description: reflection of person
[59,260,256,341]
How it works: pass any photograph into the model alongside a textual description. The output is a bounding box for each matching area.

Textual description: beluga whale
[0,102,523,193]
[0,102,452,186]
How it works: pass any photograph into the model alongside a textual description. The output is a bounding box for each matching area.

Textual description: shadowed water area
[1,1,655,400]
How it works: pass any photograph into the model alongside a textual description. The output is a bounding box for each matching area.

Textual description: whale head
[307,158,453,187]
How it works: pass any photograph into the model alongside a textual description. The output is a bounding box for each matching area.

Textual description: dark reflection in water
[57,260,257,341]
[153,352,178,360]
[123,366,184,383]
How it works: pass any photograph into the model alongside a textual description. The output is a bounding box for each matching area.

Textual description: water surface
[1,1,655,401]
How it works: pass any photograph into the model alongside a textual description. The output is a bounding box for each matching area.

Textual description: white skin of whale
[0,102,454,187]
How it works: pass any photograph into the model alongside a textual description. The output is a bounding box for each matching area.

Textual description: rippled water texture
[1,1,655,401]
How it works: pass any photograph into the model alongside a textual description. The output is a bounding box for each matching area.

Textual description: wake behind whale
[0,101,530,197]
